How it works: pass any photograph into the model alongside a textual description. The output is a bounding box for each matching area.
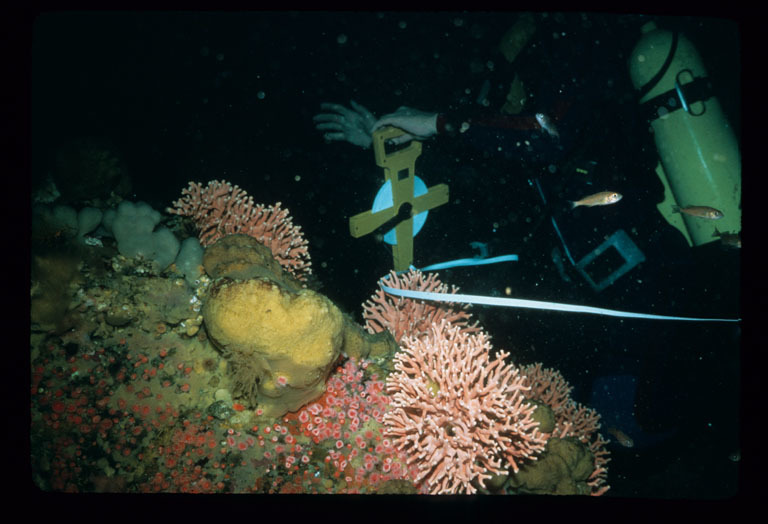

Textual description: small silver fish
[607,426,634,448]
[570,191,623,209]
[672,205,724,219]
[535,112,560,139]
[713,227,741,249]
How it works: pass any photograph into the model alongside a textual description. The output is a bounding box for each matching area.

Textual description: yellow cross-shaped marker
[349,126,449,271]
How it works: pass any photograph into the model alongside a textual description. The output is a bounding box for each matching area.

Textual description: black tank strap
[636,31,679,101]
[639,74,713,122]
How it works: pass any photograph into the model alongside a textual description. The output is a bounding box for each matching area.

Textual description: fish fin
[713,227,720,237]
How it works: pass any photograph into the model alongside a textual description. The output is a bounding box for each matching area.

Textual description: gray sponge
[176,237,204,286]
[33,204,102,242]
[107,201,180,271]
[77,207,103,237]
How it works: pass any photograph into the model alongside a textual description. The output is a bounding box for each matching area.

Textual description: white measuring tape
[380,285,740,322]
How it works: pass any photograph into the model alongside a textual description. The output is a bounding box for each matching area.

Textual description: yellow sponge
[204,278,343,417]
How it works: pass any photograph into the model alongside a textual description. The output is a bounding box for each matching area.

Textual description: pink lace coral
[362,269,479,344]
[384,321,547,494]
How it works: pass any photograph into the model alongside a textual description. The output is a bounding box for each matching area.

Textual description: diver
[312,99,583,170]
[313,87,589,178]
[313,14,739,257]
[310,11,716,304]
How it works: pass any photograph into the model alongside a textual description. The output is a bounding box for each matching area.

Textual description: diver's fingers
[314,121,346,132]
[312,112,348,124]
[319,102,357,120]
[372,114,407,132]
[350,100,375,119]
[388,133,416,145]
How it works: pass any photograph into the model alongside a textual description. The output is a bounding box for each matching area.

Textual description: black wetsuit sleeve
[435,97,581,165]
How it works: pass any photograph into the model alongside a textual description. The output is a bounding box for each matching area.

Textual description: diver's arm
[371,107,439,144]
[371,105,567,162]
[313,98,574,162]
[433,97,578,163]
[313,102,438,148]
[370,107,539,140]
[436,111,541,137]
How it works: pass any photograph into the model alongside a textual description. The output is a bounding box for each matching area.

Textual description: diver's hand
[313,101,377,149]
[372,106,439,145]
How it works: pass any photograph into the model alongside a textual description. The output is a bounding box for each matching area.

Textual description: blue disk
[371,176,428,245]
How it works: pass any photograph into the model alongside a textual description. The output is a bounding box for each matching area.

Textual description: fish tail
[569,200,578,210]
[671,205,680,214]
